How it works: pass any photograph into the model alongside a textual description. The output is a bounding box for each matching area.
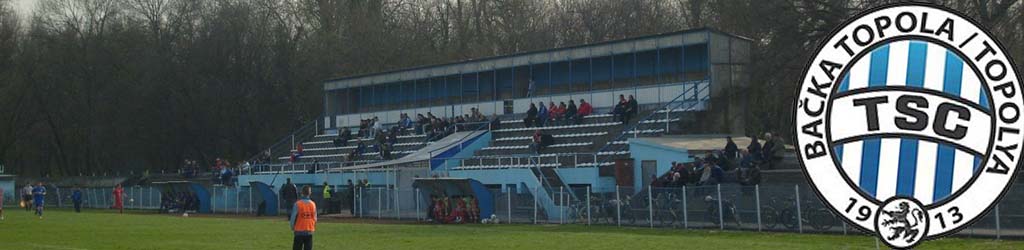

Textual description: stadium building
[238,28,754,219]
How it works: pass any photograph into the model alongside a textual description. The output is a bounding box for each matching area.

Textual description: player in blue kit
[32,182,46,219]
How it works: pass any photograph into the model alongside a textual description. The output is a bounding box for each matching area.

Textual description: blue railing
[247,116,323,165]
[595,81,710,159]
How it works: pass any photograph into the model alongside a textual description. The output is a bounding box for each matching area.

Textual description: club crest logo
[794,3,1023,249]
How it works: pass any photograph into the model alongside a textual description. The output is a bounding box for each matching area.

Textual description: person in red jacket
[575,99,593,124]
[113,184,125,214]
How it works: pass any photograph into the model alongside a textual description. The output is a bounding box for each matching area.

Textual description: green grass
[0,209,1019,250]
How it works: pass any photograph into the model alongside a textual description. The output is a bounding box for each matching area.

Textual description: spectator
[371,117,383,139]
[612,95,628,123]
[490,114,501,130]
[530,130,555,155]
[374,130,387,153]
[565,100,577,124]
[222,166,235,185]
[548,101,560,122]
[747,136,762,159]
[471,108,485,122]
[724,136,738,160]
[290,185,317,250]
[739,163,762,186]
[280,178,299,219]
[416,114,429,134]
[762,133,784,169]
[347,179,356,215]
[291,145,305,163]
[675,165,690,187]
[524,103,538,127]
[527,79,536,97]
[338,129,352,147]
[399,113,413,132]
[738,149,756,169]
[537,102,549,127]
[697,161,715,186]
[624,95,638,124]
[387,130,398,146]
[555,102,568,124]
[380,142,392,160]
[358,119,369,138]
[350,142,366,161]
[575,99,592,125]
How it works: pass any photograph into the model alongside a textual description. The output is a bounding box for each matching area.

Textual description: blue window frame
[497,67,515,100]
[462,73,478,103]
[551,61,571,95]
[684,44,709,80]
[480,70,495,102]
[571,59,591,92]
[636,50,657,86]
[658,46,683,83]
[613,53,634,88]
[531,64,550,96]
[592,56,613,90]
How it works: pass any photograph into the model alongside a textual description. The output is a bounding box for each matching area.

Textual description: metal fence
[13,183,1024,239]
[349,183,1024,239]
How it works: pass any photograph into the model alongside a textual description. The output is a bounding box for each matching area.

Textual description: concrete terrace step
[501,114,614,125]
[277,150,415,160]
[453,163,562,170]
[493,131,608,142]
[493,121,620,133]
[481,142,593,151]
[621,128,665,135]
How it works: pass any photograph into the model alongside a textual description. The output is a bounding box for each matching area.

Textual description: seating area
[273,126,435,165]
[253,96,704,174]
[454,104,699,171]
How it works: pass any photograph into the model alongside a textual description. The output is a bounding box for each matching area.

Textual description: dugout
[153,181,211,214]
[412,178,494,221]
[249,181,279,216]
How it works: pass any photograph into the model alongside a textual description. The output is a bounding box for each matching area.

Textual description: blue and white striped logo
[831,39,991,205]
[794,3,1023,249]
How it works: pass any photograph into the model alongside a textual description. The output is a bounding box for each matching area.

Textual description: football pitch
[0,209,1020,250]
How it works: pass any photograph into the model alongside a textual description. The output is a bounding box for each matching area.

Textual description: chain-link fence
[14,183,1024,239]
[349,183,1024,239]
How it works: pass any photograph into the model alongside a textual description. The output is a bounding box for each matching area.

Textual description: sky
[12,0,34,16]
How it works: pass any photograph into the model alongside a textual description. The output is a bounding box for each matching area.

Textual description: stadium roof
[324,27,752,91]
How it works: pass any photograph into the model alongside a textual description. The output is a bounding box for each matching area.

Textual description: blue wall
[239,172,394,189]
[628,139,692,192]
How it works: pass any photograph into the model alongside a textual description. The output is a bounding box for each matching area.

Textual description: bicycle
[760,196,835,231]
[703,195,741,227]
[653,192,683,227]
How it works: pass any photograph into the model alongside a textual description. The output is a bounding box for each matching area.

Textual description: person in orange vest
[290,185,317,250]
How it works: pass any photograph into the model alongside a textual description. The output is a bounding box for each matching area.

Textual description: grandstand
[235,27,757,220]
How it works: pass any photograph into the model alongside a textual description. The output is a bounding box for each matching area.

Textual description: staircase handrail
[595,81,710,156]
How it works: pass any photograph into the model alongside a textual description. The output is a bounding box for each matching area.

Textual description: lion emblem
[880,201,925,244]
